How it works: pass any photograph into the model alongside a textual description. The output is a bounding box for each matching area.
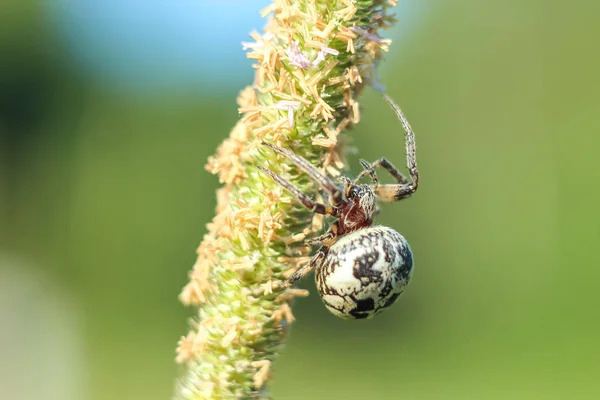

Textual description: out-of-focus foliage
[1,1,599,400]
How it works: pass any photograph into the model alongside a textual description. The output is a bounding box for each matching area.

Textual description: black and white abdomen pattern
[315,226,413,319]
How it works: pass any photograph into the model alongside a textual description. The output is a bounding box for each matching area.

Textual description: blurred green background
[1,1,599,399]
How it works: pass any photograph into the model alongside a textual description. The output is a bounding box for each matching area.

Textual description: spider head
[342,183,377,229]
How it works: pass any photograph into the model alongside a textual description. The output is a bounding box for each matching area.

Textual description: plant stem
[175,1,397,398]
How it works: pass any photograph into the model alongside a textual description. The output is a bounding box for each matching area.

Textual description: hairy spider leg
[364,94,419,202]
[305,224,339,246]
[357,158,408,185]
[261,142,345,205]
[338,176,353,198]
[355,159,379,187]
[257,165,340,217]
[283,246,328,288]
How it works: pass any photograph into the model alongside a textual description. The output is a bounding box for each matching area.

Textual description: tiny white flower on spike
[312,52,326,67]
[312,46,340,67]
[271,100,301,127]
[320,46,340,56]
[285,41,312,69]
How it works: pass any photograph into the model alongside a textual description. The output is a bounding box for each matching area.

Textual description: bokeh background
[1,1,599,399]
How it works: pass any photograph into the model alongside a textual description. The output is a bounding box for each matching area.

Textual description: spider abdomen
[315,226,413,319]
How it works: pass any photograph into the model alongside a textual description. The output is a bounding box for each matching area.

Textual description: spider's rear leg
[306,224,338,246]
[257,165,340,217]
[284,246,328,287]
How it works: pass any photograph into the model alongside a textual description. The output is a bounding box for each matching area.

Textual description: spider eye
[348,186,360,198]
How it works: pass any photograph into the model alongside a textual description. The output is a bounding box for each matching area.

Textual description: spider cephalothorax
[258,93,419,319]
[338,181,377,233]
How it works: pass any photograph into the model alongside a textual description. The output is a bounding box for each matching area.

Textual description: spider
[257,93,418,319]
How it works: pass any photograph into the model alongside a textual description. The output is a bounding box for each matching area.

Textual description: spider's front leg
[284,246,328,287]
[257,165,340,217]
[356,93,420,202]
[355,160,380,187]
[361,157,415,201]
[355,158,408,186]
[382,93,419,198]
[261,142,346,206]
[338,176,355,199]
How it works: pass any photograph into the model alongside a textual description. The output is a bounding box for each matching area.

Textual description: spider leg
[261,142,345,205]
[358,158,409,185]
[338,176,353,198]
[284,246,328,287]
[305,224,338,246]
[359,158,411,201]
[257,165,340,217]
[354,159,380,187]
[373,94,419,201]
